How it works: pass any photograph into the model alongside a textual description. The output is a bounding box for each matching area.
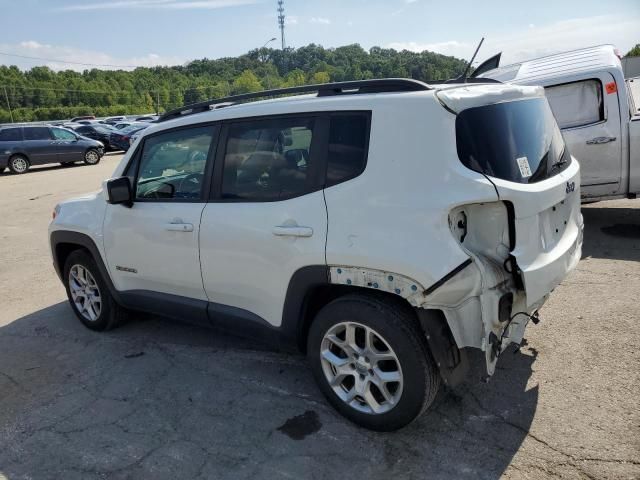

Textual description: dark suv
[0,125,104,174]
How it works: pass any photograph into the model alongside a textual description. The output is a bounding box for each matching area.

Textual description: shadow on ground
[581,205,640,261]
[0,301,539,480]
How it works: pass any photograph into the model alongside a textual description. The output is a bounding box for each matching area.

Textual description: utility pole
[277,0,286,50]
[3,86,14,123]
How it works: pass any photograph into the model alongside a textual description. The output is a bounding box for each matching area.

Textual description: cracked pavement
[0,155,639,479]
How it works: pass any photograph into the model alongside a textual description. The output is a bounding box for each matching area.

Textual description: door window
[221,117,316,201]
[545,79,604,129]
[135,126,215,201]
[51,128,77,141]
[24,127,52,140]
[326,113,370,187]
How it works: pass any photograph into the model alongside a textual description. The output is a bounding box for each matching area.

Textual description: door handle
[272,225,313,237]
[586,136,616,145]
[164,222,194,232]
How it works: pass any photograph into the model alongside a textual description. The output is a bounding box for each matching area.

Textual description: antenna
[277,0,286,50]
[460,37,484,80]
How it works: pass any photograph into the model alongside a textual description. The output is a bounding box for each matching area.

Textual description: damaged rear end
[430,84,583,378]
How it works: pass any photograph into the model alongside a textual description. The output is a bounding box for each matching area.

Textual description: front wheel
[307,294,440,431]
[83,149,101,165]
[63,250,127,331]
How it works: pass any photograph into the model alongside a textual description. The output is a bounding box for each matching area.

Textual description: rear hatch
[439,84,583,306]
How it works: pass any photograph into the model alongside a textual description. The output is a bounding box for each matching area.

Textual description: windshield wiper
[550,147,569,172]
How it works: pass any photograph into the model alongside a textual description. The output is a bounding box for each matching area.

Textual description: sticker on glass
[516,156,532,178]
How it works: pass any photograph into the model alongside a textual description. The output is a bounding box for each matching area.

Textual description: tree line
[0,44,468,123]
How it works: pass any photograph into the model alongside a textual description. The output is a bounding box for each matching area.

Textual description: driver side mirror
[106,177,133,207]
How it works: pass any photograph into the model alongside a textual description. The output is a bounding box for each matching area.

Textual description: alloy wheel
[68,264,102,321]
[85,150,99,164]
[320,321,403,414]
[11,157,28,173]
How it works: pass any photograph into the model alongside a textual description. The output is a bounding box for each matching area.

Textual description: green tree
[626,44,640,57]
[232,70,262,94]
[309,71,330,84]
[0,43,469,122]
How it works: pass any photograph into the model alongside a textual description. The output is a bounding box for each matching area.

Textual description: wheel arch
[9,151,30,163]
[50,230,120,303]
[283,266,470,386]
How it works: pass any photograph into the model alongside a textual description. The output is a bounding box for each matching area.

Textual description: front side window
[544,79,604,129]
[0,128,22,141]
[24,127,52,141]
[221,117,316,201]
[456,97,569,184]
[135,126,215,201]
[51,128,77,141]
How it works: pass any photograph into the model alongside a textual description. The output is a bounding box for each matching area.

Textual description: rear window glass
[24,127,52,140]
[544,79,603,129]
[456,97,569,184]
[0,128,22,141]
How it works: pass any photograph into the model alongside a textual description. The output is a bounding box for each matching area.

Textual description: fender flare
[50,230,121,303]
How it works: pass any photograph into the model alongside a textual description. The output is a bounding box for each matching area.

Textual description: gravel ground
[0,155,638,479]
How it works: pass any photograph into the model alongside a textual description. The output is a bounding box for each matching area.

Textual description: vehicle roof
[478,45,622,83]
[149,80,520,134]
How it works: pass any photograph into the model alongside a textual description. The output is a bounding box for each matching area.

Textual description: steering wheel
[176,173,204,198]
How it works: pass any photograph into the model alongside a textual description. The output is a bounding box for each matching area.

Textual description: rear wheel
[307,294,440,431]
[83,149,100,165]
[8,155,29,174]
[63,250,127,331]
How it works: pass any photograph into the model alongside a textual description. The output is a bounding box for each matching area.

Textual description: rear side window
[24,127,52,141]
[75,126,91,134]
[0,128,22,141]
[544,79,604,129]
[326,113,370,187]
[221,117,317,201]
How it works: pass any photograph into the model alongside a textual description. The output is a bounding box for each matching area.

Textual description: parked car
[475,45,639,202]
[113,122,133,130]
[70,116,95,122]
[0,125,104,174]
[134,115,158,122]
[49,78,582,431]
[74,124,118,151]
[109,123,149,151]
[104,116,126,125]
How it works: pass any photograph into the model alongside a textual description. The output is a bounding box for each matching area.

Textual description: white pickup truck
[476,45,640,202]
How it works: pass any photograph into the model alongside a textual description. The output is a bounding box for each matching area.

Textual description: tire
[63,250,127,331]
[307,294,440,431]
[8,155,30,174]
[83,149,101,165]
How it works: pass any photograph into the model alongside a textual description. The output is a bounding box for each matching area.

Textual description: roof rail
[157,78,430,122]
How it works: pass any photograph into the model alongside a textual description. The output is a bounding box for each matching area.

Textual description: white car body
[50,79,582,427]
[478,45,640,202]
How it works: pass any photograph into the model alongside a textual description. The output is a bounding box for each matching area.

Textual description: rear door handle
[586,136,616,145]
[164,222,194,232]
[272,225,313,237]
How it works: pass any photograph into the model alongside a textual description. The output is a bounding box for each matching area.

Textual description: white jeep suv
[49,79,583,431]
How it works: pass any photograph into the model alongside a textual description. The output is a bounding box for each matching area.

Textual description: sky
[0,0,638,72]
